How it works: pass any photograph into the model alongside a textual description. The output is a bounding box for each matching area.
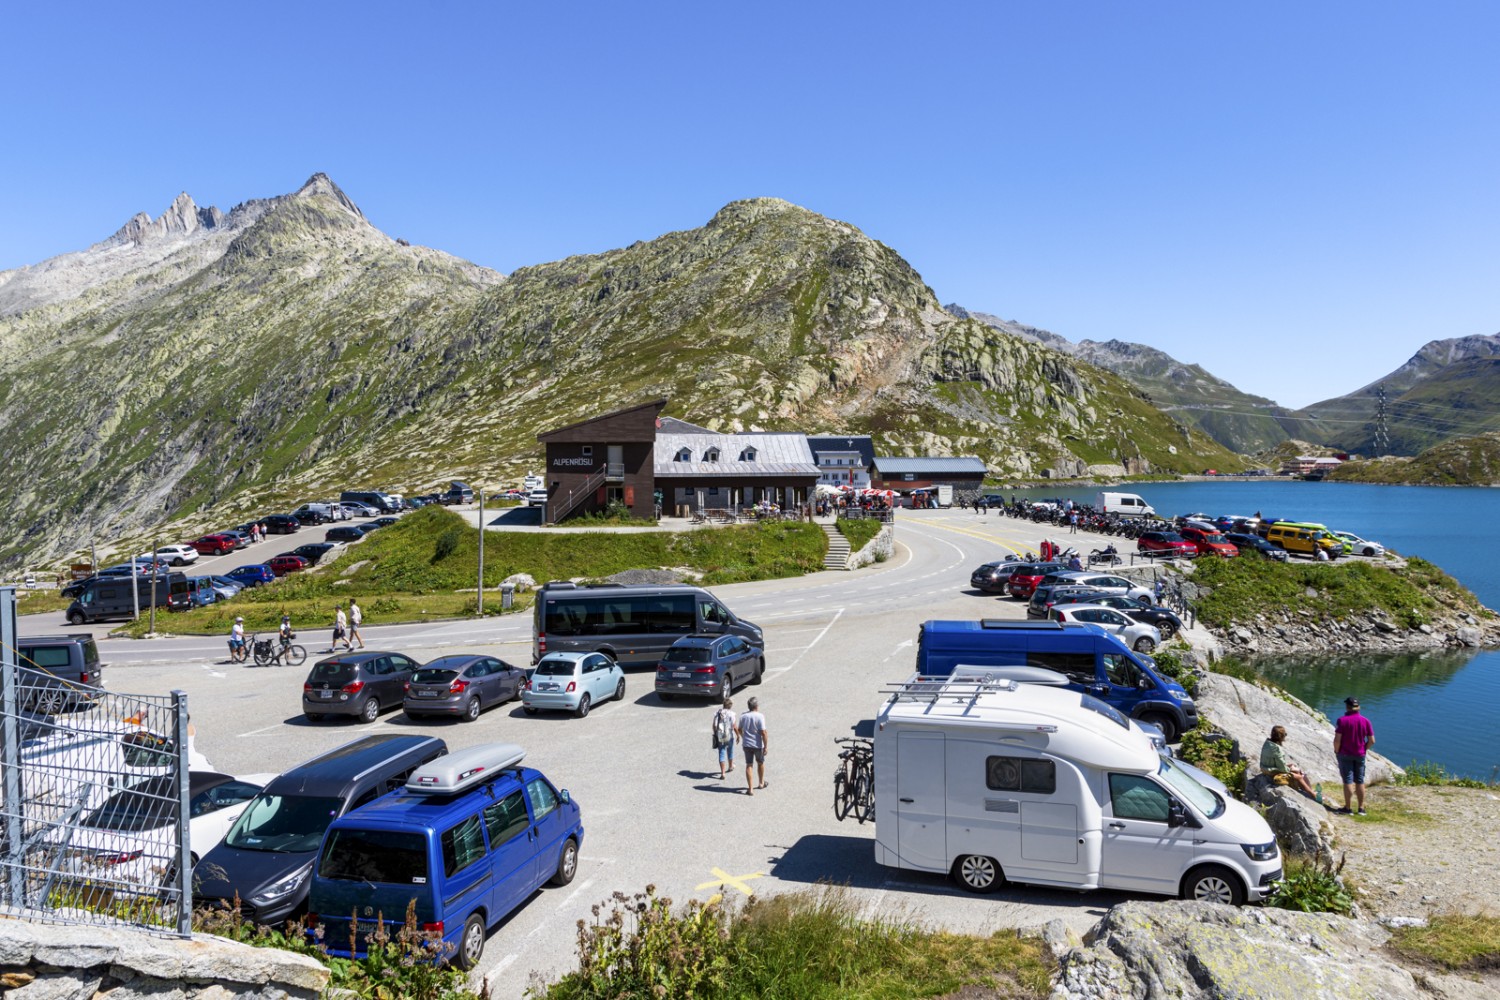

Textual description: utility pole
[132,553,139,621]
[148,538,160,635]
[476,487,485,618]
[1374,384,1390,457]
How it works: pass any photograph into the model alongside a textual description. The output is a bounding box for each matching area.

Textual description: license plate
[414,690,436,698]
[539,683,558,691]
[319,690,332,699]
[673,672,691,679]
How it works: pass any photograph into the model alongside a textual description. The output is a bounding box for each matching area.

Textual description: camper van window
[1103,654,1147,689]
[483,791,530,847]
[1109,774,1171,822]
[321,828,428,884]
[526,778,559,821]
[1079,694,1130,729]
[441,815,488,876]
[986,756,1056,794]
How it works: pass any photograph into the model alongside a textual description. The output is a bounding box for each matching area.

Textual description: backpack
[714,710,733,746]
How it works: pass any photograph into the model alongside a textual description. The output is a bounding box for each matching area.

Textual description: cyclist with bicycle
[227,617,247,663]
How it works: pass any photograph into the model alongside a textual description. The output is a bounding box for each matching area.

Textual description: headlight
[250,861,313,905]
[1242,841,1278,862]
[1168,689,1184,701]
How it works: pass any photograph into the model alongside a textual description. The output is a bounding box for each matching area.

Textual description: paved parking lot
[44,509,1159,997]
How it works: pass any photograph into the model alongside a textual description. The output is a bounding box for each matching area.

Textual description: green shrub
[432,526,461,563]
[1208,656,1261,684]
[1395,761,1494,789]
[1267,851,1354,915]
[835,518,883,552]
[1148,648,1198,697]
[1177,723,1247,797]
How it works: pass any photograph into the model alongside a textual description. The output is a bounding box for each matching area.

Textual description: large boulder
[1196,674,1402,789]
[1259,784,1337,857]
[1053,901,1425,1000]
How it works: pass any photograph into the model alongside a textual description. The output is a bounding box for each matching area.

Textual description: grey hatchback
[402,655,525,722]
[302,651,420,722]
[654,634,764,701]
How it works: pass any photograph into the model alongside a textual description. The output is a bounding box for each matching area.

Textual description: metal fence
[0,587,191,935]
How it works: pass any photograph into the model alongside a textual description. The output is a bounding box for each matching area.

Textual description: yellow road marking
[917,518,1030,554]
[695,867,764,897]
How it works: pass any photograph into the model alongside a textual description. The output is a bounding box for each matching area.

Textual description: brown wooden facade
[536,399,664,523]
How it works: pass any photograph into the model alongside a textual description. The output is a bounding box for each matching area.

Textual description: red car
[1179,526,1239,558]
[266,554,309,577]
[191,533,237,556]
[1136,531,1198,558]
[1004,562,1065,601]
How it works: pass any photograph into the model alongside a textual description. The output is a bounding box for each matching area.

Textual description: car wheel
[1140,710,1180,744]
[719,672,732,698]
[1134,636,1157,653]
[1181,864,1245,906]
[461,698,481,722]
[952,855,1003,893]
[1157,621,1177,640]
[614,678,626,703]
[360,697,380,723]
[67,610,86,626]
[575,694,591,718]
[751,658,764,685]
[456,912,486,970]
[550,837,579,886]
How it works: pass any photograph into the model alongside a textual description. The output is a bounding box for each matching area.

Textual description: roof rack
[407,742,526,795]
[881,674,1020,703]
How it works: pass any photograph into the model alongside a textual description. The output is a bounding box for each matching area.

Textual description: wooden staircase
[821,523,851,570]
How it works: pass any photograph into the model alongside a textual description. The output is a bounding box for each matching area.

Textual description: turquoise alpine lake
[1009,480,1499,779]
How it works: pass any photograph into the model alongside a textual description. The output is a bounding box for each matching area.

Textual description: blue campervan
[308,743,582,969]
[914,619,1198,741]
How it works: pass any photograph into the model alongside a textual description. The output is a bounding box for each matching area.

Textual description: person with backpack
[712,696,738,780]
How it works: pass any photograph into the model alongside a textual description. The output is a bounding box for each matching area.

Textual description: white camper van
[1095,491,1155,517]
[872,675,1279,904]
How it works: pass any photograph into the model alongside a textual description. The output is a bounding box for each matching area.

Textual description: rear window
[320,828,428,884]
[535,658,578,677]
[411,668,458,684]
[663,647,713,664]
[1160,532,1186,542]
[21,646,71,670]
[311,661,355,680]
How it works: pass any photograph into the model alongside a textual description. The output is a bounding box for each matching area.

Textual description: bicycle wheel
[252,645,271,667]
[284,644,307,666]
[854,770,874,824]
[833,770,850,821]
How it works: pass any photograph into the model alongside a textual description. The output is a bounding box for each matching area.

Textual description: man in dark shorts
[1333,697,1375,815]
[737,697,768,796]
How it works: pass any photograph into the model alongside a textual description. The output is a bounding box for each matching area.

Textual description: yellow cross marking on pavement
[695,867,763,898]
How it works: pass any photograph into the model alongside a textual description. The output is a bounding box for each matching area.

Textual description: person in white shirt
[737,697,769,795]
[227,616,247,662]
[333,604,349,652]
[347,600,365,650]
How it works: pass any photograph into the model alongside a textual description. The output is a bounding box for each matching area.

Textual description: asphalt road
[32,509,1165,996]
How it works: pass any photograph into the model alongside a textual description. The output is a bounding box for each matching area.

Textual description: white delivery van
[934,485,953,508]
[1096,491,1155,517]
[872,675,1279,904]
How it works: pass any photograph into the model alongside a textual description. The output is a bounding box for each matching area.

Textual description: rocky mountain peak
[106,191,225,246]
[706,197,818,230]
[293,172,364,219]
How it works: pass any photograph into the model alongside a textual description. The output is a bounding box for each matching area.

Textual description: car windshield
[1158,756,1224,819]
[411,668,458,684]
[535,658,578,676]
[225,792,344,852]
[664,647,713,664]
[1203,533,1229,544]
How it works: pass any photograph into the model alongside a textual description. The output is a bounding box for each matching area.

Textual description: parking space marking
[236,723,284,738]
[775,608,841,675]
[695,867,763,897]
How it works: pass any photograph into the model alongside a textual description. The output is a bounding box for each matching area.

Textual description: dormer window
[704,447,721,462]
[739,447,757,462]
[675,447,692,462]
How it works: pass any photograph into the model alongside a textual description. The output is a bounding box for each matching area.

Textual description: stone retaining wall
[0,921,328,1000]
[847,525,893,569]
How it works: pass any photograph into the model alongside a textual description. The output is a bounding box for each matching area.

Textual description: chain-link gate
[1,587,192,935]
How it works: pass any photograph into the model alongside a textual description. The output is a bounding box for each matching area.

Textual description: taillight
[422,921,443,937]
[97,850,144,866]
[450,680,468,693]
[302,682,313,693]
[537,633,546,654]
[1055,611,1069,620]
[342,680,365,694]
[565,681,576,692]
[306,913,318,929]
[692,667,715,674]
[403,682,410,692]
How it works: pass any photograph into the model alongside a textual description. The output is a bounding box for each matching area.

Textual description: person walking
[1069,510,1079,533]
[348,599,365,650]
[737,696,768,795]
[332,603,350,652]
[1260,725,1317,799]
[712,696,738,780]
[1333,697,1375,815]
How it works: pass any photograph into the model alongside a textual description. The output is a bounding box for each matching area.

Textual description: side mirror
[559,789,571,804]
[1167,802,1197,828]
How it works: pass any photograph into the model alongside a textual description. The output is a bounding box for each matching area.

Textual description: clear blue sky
[5,2,1497,409]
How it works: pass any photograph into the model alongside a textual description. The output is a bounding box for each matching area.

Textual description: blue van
[914,619,1198,741]
[308,743,583,969]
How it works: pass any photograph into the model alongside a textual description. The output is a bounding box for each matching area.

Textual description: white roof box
[952,664,1070,686]
[407,742,525,795]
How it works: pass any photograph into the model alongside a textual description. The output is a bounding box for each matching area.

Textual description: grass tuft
[1389,914,1500,971]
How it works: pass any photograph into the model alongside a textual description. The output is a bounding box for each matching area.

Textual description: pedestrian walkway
[820,523,851,570]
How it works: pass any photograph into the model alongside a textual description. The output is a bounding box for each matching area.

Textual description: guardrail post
[172,689,191,936]
[2,587,24,909]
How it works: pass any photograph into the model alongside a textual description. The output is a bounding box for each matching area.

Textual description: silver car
[1049,603,1162,653]
[1049,571,1154,603]
[522,652,625,718]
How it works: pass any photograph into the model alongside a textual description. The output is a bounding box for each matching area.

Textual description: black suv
[970,560,1022,594]
[290,542,339,566]
[15,634,103,713]
[263,514,301,534]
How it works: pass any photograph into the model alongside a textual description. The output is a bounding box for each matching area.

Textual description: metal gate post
[172,689,192,936]
[2,587,24,909]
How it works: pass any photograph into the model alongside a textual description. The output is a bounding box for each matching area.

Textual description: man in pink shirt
[1333,697,1375,815]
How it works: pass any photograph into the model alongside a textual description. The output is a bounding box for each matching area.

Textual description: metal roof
[874,456,988,475]
[655,431,819,477]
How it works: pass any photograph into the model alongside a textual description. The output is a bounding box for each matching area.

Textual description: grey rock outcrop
[1252,780,1337,857]
[1053,901,1424,1000]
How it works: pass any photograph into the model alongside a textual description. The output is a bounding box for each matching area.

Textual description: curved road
[51,509,1156,996]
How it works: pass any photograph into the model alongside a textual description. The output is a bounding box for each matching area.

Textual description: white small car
[1051,571,1154,603]
[137,544,199,566]
[527,489,550,506]
[522,652,625,718]
[1049,603,1162,653]
[1334,532,1385,557]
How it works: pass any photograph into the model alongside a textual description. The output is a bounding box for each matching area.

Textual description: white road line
[236,723,284,738]
[774,608,843,675]
[558,876,595,910]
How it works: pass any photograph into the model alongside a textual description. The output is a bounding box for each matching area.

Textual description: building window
[704,447,720,462]
[676,447,691,462]
[739,447,757,462]
[581,446,593,457]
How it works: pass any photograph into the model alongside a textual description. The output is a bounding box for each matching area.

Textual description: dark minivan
[303,651,422,722]
[194,734,447,926]
[15,634,104,713]
[66,573,191,624]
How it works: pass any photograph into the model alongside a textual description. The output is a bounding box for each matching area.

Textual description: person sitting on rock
[1260,725,1317,799]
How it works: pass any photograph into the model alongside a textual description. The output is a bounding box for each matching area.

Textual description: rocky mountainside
[950,305,1295,453]
[0,178,1240,567]
[1282,334,1500,454]
[1330,429,1500,486]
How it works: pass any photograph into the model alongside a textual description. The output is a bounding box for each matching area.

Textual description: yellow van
[1275,522,1351,554]
[1266,523,1342,558]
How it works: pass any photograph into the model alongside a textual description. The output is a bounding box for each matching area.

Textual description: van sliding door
[895,733,946,873]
